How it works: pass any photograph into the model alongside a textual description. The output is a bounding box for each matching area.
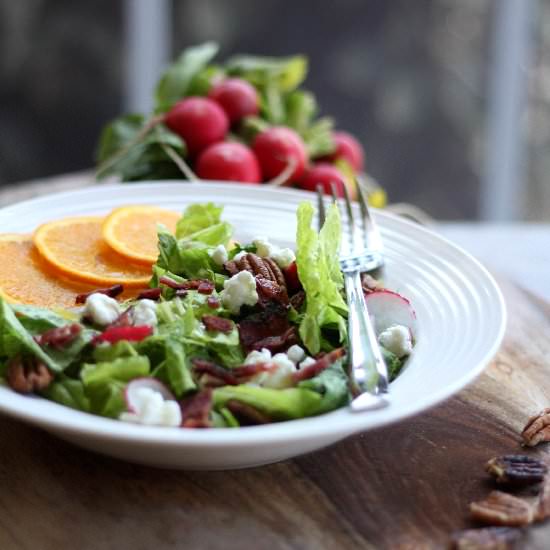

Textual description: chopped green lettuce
[41,377,90,412]
[175,203,232,246]
[295,203,347,355]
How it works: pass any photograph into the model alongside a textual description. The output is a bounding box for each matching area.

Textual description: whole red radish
[164,97,229,156]
[196,142,261,183]
[208,78,259,123]
[252,126,307,184]
[325,131,365,172]
[299,163,347,197]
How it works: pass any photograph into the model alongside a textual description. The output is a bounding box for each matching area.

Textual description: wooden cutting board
[0,277,548,550]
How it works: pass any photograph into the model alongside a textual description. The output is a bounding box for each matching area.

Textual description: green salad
[0,202,413,428]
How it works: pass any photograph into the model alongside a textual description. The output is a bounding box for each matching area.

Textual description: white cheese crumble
[299,356,317,369]
[270,247,296,269]
[210,244,228,266]
[252,236,295,269]
[250,352,297,389]
[244,348,272,365]
[378,324,413,358]
[133,299,157,327]
[83,293,121,326]
[286,344,305,364]
[233,250,248,262]
[119,387,181,427]
[220,271,259,314]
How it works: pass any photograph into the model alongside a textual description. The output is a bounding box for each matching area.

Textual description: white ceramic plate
[0,182,506,469]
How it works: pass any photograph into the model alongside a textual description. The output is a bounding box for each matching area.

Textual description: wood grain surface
[0,278,549,550]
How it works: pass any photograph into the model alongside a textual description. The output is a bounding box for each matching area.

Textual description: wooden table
[1,175,549,549]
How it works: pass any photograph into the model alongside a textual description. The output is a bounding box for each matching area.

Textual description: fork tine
[355,177,383,252]
[330,183,352,255]
[341,182,357,250]
[316,185,326,231]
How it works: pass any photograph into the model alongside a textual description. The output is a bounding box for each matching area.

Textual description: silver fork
[317,183,389,412]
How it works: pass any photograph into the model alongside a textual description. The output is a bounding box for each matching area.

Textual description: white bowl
[0,182,506,469]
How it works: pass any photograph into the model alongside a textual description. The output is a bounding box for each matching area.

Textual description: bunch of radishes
[96,43,371,199]
[163,78,365,197]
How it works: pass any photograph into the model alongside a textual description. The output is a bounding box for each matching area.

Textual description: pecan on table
[521,408,550,447]
[450,526,523,550]
[470,491,535,526]
[362,273,384,294]
[6,356,53,394]
[486,455,547,487]
[535,472,550,521]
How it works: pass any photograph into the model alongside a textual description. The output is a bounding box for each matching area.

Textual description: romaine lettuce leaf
[41,377,91,412]
[295,203,347,354]
[81,356,150,387]
[164,338,196,396]
[213,385,323,420]
[0,298,61,371]
[175,203,232,246]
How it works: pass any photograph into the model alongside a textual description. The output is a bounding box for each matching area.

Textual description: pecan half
[470,491,535,526]
[6,357,53,394]
[521,408,550,447]
[535,472,550,521]
[225,253,287,298]
[486,455,547,486]
[450,526,523,550]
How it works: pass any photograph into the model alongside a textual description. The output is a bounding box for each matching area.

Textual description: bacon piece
[192,358,271,387]
[180,389,213,428]
[160,276,214,293]
[192,359,239,385]
[75,284,124,305]
[293,348,346,382]
[197,280,215,295]
[137,287,162,301]
[92,325,152,345]
[238,303,290,351]
[202,315,233,333]
[226,400,271,425]
[35,323,81,349]
[207,296,220,309]
[250,326,298,353]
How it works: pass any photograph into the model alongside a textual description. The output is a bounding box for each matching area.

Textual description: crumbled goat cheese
[270,247,295,269]
[253,236,295,268]
[210,244,228,266]
[244,348,272,365]
[378,324,413,358]
[220,271,259,314]
[299,356,317,369]
[133,299,157,327]
[233,250,248,262]
[120,387,181,427]
[84,293,121,326]
[286,344,305,364]
[250,352,297,389]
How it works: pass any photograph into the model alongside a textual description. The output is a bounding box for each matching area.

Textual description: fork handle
[344,270,389,396]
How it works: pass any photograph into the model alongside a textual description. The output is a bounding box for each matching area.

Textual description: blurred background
[0,0,546,220]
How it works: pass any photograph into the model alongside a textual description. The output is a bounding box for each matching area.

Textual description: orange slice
[33,216,152,288]
[0,234,97,308]
[102,205,180,265]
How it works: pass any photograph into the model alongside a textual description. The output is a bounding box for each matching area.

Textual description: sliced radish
[124,377,175,413]
[364,289,417,338]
